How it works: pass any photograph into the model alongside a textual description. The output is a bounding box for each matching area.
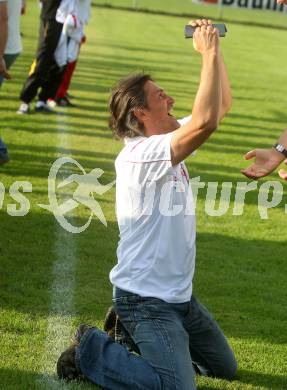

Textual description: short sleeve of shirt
[123,132,173,182]
[178,115,192,126]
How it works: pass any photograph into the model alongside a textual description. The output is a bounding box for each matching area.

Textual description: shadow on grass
[195,232,287,346]
[236,369,287,389]
[1,205,286,342]
[1,366,285,389]
[0,144,117,180]
[1,209,286,388]
[0,368,97,389]
[3,37,287,162]
[0,210,117,318]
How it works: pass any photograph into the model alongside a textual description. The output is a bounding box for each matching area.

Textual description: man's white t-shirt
[5,0,22,55]
[110,117,196,304]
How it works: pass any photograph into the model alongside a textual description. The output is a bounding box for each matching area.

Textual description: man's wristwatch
[273,143,287,158]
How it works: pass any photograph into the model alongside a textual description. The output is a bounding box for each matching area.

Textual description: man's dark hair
[109,73,153,139]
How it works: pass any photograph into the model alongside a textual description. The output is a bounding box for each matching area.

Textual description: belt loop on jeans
[113,287,137,299]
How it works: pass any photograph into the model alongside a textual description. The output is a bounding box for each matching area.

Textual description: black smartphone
[184,24,227,38]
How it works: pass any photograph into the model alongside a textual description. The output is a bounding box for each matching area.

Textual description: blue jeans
[0,138,9,161]
[76,289,237,389]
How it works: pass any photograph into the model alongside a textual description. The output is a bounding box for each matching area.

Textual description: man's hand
[0,56,11,80]
[241,148,285,180]
[277,0,287,4]
[189,19,219,55]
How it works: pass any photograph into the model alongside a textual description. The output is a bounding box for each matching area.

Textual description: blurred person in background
[0,0,24,165]
[0,0,24,87]
[49,0,91,107]
[17,0,64,114]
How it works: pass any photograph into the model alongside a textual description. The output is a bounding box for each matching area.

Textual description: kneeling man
[58,19,237,390]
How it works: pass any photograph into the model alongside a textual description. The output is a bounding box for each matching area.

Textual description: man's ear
[133,108,148,124]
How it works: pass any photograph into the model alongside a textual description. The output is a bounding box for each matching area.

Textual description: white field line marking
[38,115,78,389]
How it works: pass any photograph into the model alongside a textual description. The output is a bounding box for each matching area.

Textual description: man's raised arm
[171,22,221,166]
[218,49,232,120]
[188,19,232,121]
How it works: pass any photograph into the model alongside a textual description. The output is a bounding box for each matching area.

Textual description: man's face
[142,81,179,135]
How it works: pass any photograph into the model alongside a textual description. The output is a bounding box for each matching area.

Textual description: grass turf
[93,0,287,28]
[0,1,287,389]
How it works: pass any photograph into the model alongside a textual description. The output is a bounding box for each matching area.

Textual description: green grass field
[93,0,287,28]
[0,1,287,389]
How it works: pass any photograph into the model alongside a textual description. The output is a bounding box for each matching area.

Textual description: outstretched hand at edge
[241,148,285,180]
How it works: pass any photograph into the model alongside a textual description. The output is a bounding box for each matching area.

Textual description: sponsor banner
[195,0,287,12]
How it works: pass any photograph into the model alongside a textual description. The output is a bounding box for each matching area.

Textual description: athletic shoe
[47,98,57,109]
[35,100,54,113]
[56,96,75,107]
[17,102,30,115]
[103,306,117,339]
[0,138,9,165]
[0,155,9,165]
[57,345,81,381]
[57,324,94,381]
[72,324,94,345]
[103,306,140,353]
